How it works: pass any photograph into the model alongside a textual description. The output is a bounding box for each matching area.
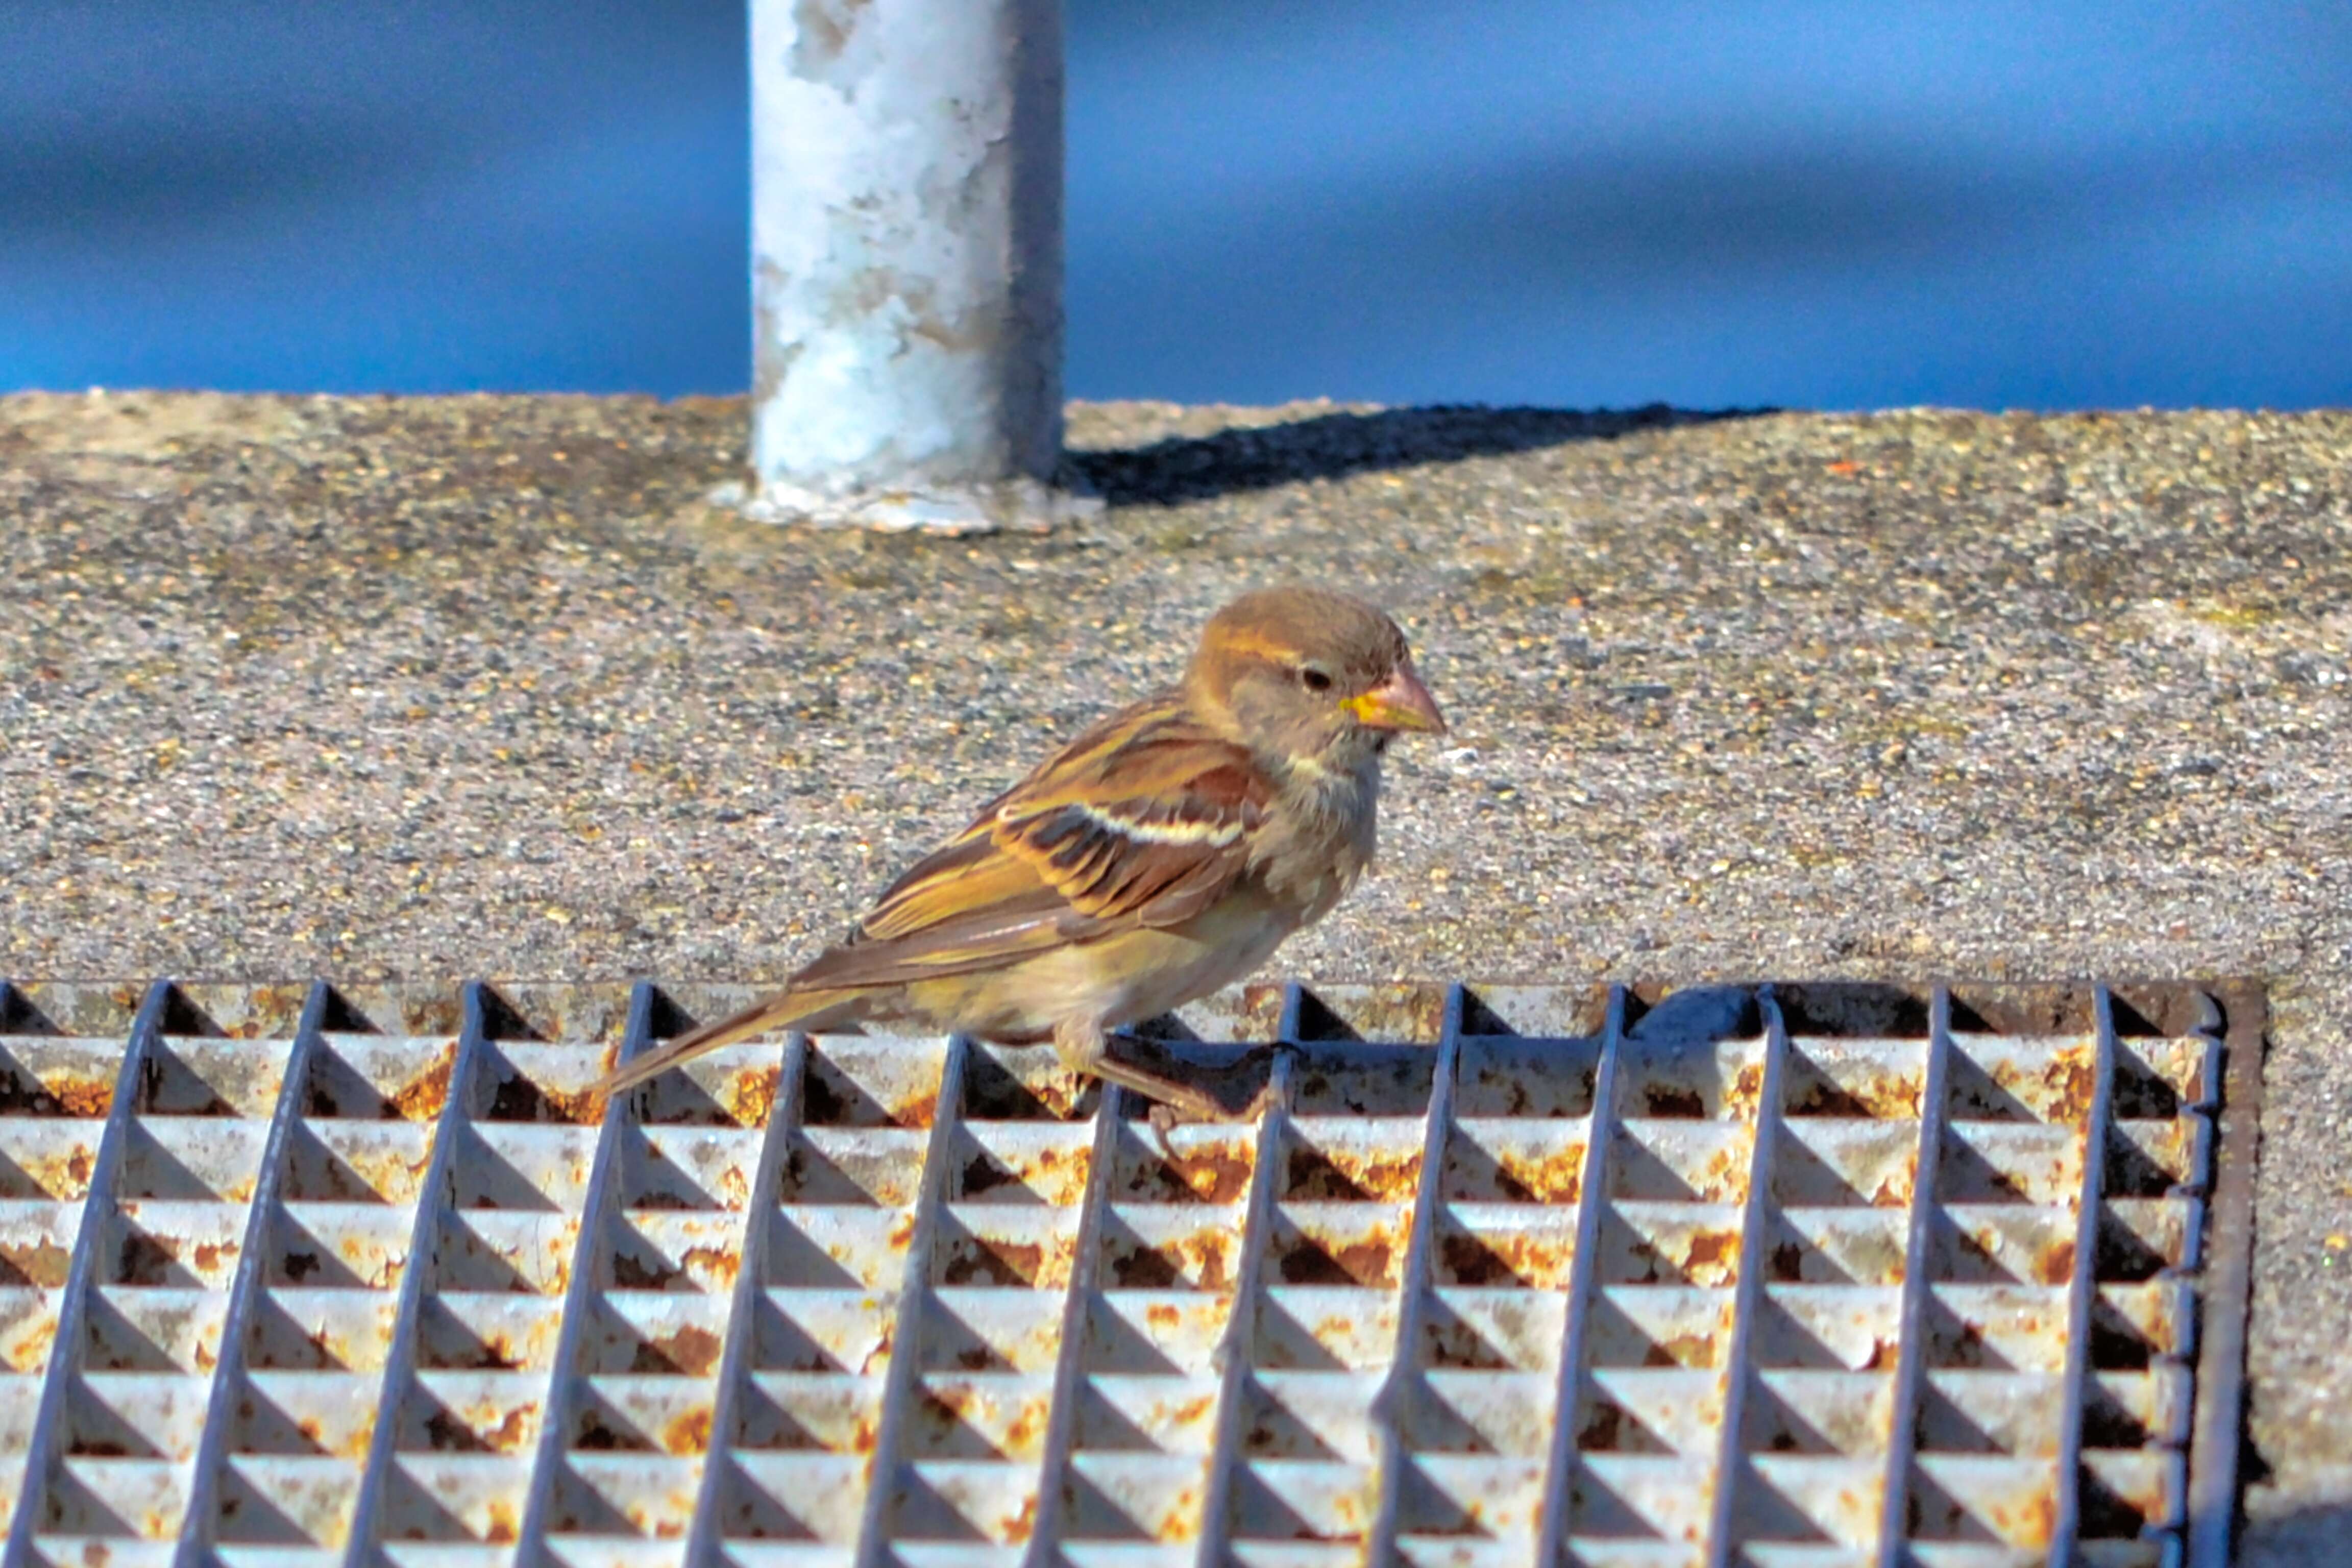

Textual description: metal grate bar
[1702,988,1791,1568]
[1187,982,1307,1568]
[2186,988,2258,1568]
[2044,990,2123,1567]
[513,982,655,1567]
[1361,983,1470,1568]
[1533,983,1629,1568]
[849,1034,974,1568]
[679,1026,808,1568]
[1871,985,1958,1568]
[342,981,496,1568]
[2,979,166,1565]
[1015,1068,1135,1568]
[168,979,332,1568]
[2073,987,2223,1568]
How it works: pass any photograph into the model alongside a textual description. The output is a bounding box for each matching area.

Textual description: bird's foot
[1056,1018,1285,1124]
[1122,1034,1292,1126]
[1145,1072,1282,1135]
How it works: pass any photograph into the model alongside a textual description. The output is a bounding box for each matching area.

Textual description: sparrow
[594,585,1447,1119]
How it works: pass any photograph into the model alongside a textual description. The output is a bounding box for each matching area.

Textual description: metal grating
[0,978,2256,1568]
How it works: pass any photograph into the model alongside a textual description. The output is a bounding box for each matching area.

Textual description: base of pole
[716,471,1104,536]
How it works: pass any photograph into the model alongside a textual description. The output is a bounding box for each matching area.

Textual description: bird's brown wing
[789,693,1272,990]
[592,695,1272,1097]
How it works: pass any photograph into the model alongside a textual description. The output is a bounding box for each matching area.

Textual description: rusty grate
[0,978,2257,1568]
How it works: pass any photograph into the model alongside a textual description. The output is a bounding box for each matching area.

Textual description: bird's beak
[1346,662,1448,734]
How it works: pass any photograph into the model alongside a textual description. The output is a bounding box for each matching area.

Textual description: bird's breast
[1252,757,1381,919]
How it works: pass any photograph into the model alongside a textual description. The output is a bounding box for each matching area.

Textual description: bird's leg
[1052,1015,1229,1123]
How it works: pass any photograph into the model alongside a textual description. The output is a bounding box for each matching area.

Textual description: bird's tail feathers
[593,988,847,1098]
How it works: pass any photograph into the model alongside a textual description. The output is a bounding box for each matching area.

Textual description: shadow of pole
[1067,402,1775,506]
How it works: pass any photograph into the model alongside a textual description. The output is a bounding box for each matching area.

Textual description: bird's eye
[1298,665,1335,692]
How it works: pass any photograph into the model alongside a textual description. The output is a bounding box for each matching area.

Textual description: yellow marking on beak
[1345,664,1448,734]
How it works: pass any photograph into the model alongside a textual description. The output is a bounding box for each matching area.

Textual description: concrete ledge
[2,390,2348,1556]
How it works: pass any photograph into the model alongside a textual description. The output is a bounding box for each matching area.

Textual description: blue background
[5,0,2348,409]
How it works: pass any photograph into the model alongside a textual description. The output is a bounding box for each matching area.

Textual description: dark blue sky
[4,0,2348,409]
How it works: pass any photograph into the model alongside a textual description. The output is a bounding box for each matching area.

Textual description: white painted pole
[745,0,1094,534]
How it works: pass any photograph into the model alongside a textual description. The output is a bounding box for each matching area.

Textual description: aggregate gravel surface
[2,389,2348,1554]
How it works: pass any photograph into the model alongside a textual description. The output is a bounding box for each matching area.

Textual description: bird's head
[1186,586,1447,770]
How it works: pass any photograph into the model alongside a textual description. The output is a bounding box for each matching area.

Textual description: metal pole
[744,0,1094,534]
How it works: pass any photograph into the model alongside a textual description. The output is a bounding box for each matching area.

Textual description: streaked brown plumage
[594,586,1447,1118]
